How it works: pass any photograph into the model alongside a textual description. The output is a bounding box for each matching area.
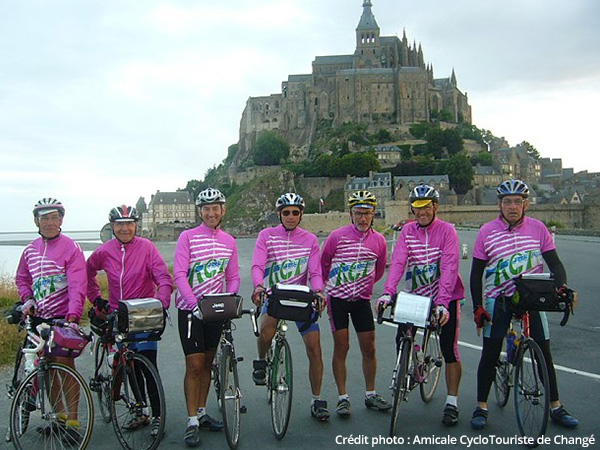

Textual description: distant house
[393,175,456,204]
[375,145,402,167]
[473,165,502,188]
[147,191,195,226]
[345,172,393,217]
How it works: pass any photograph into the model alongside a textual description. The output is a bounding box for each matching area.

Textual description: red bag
[46,326,89,358]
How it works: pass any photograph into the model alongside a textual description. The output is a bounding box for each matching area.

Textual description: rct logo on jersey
[264,257,308,285]
[33,274,67,300]
[328,261,373,287]
[489,249,543,287]
[188,258,229,285]
[408,263,440,291]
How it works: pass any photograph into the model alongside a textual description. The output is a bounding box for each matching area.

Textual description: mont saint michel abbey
[238,0,472,155]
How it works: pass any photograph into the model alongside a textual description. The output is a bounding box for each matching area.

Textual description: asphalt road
[2,230,599,450]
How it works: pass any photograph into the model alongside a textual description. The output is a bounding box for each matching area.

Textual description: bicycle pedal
[240,405,247,414]
[237,356,244,362]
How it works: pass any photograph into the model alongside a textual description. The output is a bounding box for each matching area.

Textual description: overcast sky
[1,0,599,232]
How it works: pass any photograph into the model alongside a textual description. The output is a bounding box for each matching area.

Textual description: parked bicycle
[492,274,575,447]
[377,292,443,437]
[88,299,167,450]
[207,294,258,449]
[7,308,94,450]
[254,285,321,440]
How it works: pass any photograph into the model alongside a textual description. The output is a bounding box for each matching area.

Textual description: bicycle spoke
[220,348,240,449]
[419,329,443,403]
[271,339,293,440]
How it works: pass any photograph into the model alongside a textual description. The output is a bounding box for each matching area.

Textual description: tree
[442,128,464,156]
[409,122,430,139]
[253,131,290,165]
[520,141,540,159]
[470,150,493,166]
[439,154,474,194]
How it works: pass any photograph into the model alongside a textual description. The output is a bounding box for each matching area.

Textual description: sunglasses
[281,210,301,217]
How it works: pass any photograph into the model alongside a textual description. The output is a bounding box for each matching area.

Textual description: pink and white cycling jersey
[16,234,87,321]
[383,218,464,308]
[87,236,173,311]
[321,224,387,300]
[174,222,240,311]
[473,215,554,300]
[251,225,323,290]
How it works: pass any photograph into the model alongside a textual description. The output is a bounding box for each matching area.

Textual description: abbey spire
[355,0,381,68]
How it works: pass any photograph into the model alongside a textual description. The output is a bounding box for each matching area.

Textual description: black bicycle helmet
[109,205,141,222]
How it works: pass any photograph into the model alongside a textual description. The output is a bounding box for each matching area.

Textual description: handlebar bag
[198,294,243,322]
[46,326,89,358]
[267,283,315,323]
[514,274,566,312]
[117,298,165,334]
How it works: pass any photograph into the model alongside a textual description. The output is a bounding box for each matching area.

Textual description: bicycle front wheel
[220,347,240,449]
[419,328,443,403]
[390,338,410,437]
[493,357,511,407]
[111,353,166,450]
[10,362,94,450]
[92,338,112,423]
[270,338,292,440]
[514,339,549,446]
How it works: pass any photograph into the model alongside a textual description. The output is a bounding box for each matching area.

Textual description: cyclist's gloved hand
[66,321,82,331]
[435,305,449,327]
[376,294,392,312]
[314,290,326,313]
[22,297,37,316]
[473,305,491,330]
[557,284,577,309]
[252,285,265,306]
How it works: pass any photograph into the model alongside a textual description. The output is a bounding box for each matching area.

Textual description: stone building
[237,0,471,159]
[147,191,195,226]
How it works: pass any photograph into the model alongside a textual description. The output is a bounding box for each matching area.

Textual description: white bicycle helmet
[275,193,305,211]
[409,184,439,207]
[33,198,65,217]
[196,188,226,206]
[497,179,529,199]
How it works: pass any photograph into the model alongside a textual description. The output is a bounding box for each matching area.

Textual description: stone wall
[301,203,593,236]
[297,176,347,201]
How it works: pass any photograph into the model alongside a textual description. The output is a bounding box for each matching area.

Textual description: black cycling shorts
[327,297,375,333]
[177,309,222,356]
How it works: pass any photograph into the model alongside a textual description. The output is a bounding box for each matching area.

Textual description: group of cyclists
[13,177,579,448]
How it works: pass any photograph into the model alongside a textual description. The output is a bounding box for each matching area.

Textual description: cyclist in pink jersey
[469,179,578,430]
[321,191,390,417]
[173,188,240,447]
[15,198,87,432]
[251,193,329,421]
[87,204,173,435]
[377,185,464,426]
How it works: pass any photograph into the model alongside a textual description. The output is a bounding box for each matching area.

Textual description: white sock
[196,407,206,418]
[311,395,320,406]
[446,395,458,407]
[338,394,349,401]
[365,390,377,398]
[188,416,199,427]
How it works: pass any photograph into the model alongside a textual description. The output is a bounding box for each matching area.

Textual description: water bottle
[506,329,517,363]
[24,352,36,375]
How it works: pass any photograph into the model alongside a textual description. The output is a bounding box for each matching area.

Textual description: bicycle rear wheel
[91,338,112,423]
[111,353,166,450]
[390,338,410,437]
[514,339,549,446]
[6,342,27,442]
[10,362,94,450]
[220,347,240,449]
[419,329,443,403]
[270,338,292,440]
[494,357,511,407]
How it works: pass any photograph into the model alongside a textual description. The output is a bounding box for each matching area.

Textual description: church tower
[354,0,381,68]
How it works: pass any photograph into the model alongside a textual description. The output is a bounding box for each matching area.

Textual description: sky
[1,0,599,232]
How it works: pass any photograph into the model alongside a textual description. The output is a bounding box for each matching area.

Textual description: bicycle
[209,295,258,450]
[492,277,575,448]
[377,292,443,437]
[89,308,166,450]
[255,285,321,440]
[7,313,94,450]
